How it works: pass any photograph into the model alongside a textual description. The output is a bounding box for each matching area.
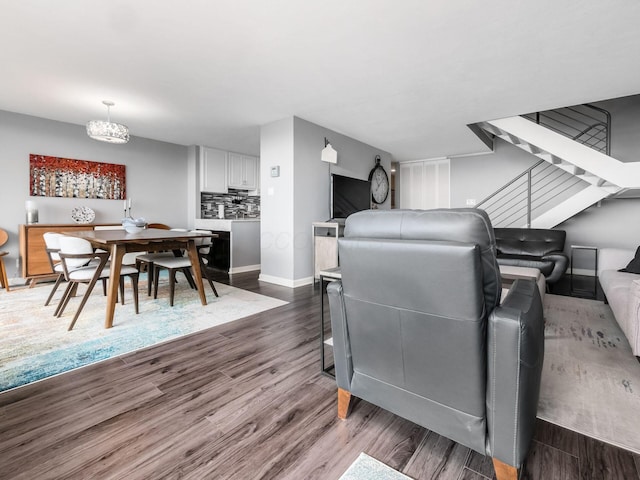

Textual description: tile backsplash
[201,189,260,219]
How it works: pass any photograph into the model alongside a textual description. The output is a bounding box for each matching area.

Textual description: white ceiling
[2,1,640,161]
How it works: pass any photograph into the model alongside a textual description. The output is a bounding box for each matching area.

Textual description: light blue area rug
[0,276,287,392]
[340,453,411,480]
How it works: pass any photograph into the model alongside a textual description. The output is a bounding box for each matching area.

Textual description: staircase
[474,109,640,228]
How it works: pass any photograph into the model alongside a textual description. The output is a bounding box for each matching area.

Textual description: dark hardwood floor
[0,272,638,479]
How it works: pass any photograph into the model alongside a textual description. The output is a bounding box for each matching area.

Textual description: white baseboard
[258,274,313,288]
[229,264,260,275]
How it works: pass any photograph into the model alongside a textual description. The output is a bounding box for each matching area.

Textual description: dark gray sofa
[494,228,569,284]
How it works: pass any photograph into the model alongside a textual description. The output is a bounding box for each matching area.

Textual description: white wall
[0,110,188,281]
[259,116,392,287]
[259,117,295,284]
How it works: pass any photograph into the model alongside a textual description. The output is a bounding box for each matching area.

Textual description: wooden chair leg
[337,388,353,419]
[493,458,519,480]
[55,282,75,317]
[147,262,154,296]
[0,256,9,291]
[44,275,65,306]
[131,274,139,314]
[119,277,125,305]
[183,268,196,289]
[201,260,218,297]
[68,272,103,331]
[169,269,176,306]
[153,267,161,299]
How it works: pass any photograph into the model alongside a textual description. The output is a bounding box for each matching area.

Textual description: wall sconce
[321,137,338,164]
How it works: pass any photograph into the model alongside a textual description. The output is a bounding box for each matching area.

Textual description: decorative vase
[25,200,38,224]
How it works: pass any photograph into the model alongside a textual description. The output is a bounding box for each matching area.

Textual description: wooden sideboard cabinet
[19,223,118,285]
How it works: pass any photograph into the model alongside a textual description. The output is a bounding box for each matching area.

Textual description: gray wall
[0,110,188,282]
[259,116,392,286]
[450,142,537,209]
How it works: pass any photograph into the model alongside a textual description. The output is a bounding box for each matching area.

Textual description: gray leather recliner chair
[328,209,544,480]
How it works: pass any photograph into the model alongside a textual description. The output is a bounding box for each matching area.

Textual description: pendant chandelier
[86,101,129,144]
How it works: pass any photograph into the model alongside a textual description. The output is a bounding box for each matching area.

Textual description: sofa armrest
[625,279,640,356]
[487,278,544,468]
[598,248,635,276]
[327,280,354,389]
[541,251,568,284]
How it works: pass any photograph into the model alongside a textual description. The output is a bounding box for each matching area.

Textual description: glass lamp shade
[86,120,130,144]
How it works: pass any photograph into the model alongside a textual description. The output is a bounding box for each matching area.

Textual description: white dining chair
[134,226,183,296]
[152,230,218,306]
[55,236,140,330]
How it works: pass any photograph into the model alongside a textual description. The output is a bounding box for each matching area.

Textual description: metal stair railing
[523,103,611,155]
[476,160,583,227]
[477,104,611,227]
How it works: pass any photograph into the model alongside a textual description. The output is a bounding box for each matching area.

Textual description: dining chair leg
[119,277,125,305]
[0,255,10,292]
[153,267,161,299]
[131,273,139,314]
[183,268,196,289]
[44,275,65,306]
[200,262,218,297]
[169,269,177,306]
[147,263,154,296]
[54,282,75,317]
[67,270,103,331]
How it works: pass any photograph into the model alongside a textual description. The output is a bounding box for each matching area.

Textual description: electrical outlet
[466,199,477,206]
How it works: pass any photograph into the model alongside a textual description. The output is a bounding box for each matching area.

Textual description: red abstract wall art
[29,154,126,199]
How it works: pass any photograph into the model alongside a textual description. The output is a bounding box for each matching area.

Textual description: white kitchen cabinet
[200,147,227,193]
[228,152,258,190]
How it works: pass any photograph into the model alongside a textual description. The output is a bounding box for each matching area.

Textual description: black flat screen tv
[331,174,371,219]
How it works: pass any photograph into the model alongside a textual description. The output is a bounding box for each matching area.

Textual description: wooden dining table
[67,228,217,328]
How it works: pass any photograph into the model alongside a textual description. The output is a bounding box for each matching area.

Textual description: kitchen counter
[193,218,260,273]
[194,218,260,232]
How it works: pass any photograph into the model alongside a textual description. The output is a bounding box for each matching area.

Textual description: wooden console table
[19,223,120,286]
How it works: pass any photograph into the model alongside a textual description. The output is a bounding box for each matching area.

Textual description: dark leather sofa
[328,209,545,480]
[494,227,569,284]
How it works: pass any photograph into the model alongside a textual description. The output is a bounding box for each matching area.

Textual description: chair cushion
[137,252,176,262]
[153,256,192,268]
[69,264,138,281]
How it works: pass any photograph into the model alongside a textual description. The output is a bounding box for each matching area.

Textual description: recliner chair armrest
[541,251,569,283]
[487,278,544,468]
[327,280,354,389]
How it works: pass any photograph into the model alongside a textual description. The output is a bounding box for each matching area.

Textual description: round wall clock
[368,155,389,204]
